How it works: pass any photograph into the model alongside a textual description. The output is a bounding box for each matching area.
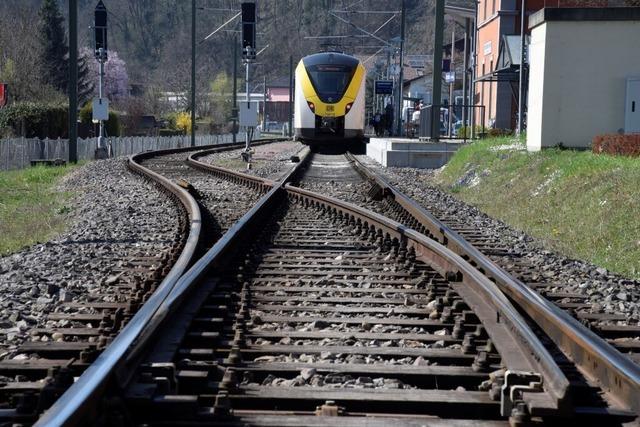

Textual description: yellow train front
[294,52,366,146]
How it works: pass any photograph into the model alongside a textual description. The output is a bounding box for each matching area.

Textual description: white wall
[527,20,640,151]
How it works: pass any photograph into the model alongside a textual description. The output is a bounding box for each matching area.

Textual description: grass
[0,164,80,256]
[435,137,640,279]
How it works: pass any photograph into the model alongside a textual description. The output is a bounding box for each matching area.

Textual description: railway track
[297,152,640,416]
[0,139,289,425]
[10,144,639,425]
[349,154,640,357]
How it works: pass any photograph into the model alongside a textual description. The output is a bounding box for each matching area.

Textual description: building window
[483,41,492,56]
[483,0,487,21]
[492,0,496,15]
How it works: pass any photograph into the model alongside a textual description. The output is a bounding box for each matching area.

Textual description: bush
[487,128,513,138]
[175,112,192,135]
[79,102,121,137]
[457,125,488,139]
[0,102,68,138]
[593,134,640,157]
[159,128,184,137]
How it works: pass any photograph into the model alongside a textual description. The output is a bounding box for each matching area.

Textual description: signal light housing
[345,102,354,114]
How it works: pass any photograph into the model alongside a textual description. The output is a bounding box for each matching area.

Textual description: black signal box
[94,0,108,58]
[241,2,256,53]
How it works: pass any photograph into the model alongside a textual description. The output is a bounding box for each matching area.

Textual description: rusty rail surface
[345,152,640,416]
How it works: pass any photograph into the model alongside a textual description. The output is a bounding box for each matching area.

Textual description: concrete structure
[367,138,463,168]
[527,7,640,151]
[475,0,544,130]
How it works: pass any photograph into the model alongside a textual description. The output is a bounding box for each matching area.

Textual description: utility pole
[263,75,267,130]
[232,35,238,144]
[68,0,78,163]
[288,56,293,138]
[517,0,526,136]
[191,0,196,147]
[448,25,455,137]
[431,0,445,141]
[462,18,470,135]
[395,0,406,137]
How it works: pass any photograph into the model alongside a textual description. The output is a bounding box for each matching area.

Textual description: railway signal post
[240,1,257,168]
[93,1,109,159]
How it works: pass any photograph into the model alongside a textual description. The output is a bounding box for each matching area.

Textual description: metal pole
[288,56,293,138]
[245,60,251,152]
[432,0,445,141]
[471,2,478,139]
[98,52,105,150]
[68,0,78,163]
[191,0,196,147]
[263,75,267,129]
[462,18,470,138]
[517,0,526,135]
[395,0,406,136]
[448,25,455,137]
[233,35,238,144]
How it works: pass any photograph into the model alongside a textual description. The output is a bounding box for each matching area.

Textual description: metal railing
[418,104,486,142]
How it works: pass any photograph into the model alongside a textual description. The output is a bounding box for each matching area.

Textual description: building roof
[445,3,475,25]
[530,7,640,30]
[267,77,290,89]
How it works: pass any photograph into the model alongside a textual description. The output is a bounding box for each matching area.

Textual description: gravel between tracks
[357,156,640,325]
[140,152,265,241]
[0,159,183,356]
[200,141,305,180]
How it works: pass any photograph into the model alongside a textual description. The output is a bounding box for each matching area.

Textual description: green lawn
[0,164,79,256]
[435,137,640,279]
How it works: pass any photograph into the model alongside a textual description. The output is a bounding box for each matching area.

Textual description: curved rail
[35,139,291,426]
[284,183,570,416]
[346,153,640,416]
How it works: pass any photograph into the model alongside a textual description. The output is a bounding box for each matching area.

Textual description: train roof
[301,52,360,68]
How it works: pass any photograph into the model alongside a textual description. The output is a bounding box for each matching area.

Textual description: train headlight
[345,102,354,114]
[307,101,315,112]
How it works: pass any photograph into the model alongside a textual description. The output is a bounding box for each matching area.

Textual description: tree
[80,47,129,102]
[209,72,235,127]
[38,0,68,93]
[37,0,93,102]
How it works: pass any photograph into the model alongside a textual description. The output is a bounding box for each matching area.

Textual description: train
[294,52,366,147]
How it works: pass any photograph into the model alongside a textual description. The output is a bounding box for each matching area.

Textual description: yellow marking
[296,60,365,117]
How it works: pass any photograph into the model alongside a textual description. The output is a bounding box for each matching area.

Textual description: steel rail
[346,153,640,416]
[34,139,292,426]
[284,183,570,416]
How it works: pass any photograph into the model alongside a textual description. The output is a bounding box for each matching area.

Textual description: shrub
[457,125,488,139]
[159,128,184,137]
[487,128,513,138]
[593,134,640,157]
[0,102,68,138]
[175,112,192,135]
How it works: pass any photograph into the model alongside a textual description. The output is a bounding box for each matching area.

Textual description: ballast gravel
[140,152,265,241]
[200,141,305,180]
[358,156,640,325]
[0,159,184,356]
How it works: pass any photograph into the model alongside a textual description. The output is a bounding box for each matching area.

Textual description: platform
[366,138,465,169]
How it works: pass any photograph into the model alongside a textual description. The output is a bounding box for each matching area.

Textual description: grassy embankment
[0,165,79,256]
[434,137,640,280]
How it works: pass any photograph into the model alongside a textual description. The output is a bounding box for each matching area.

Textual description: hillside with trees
[1,0,638,136]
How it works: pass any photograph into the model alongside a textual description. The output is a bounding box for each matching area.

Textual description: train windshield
[306,64,355,103]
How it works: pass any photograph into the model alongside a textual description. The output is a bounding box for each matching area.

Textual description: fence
[419,104,486,142]
[0,133,248,171]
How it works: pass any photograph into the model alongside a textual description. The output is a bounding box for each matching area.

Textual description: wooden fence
[0,133,247,171]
